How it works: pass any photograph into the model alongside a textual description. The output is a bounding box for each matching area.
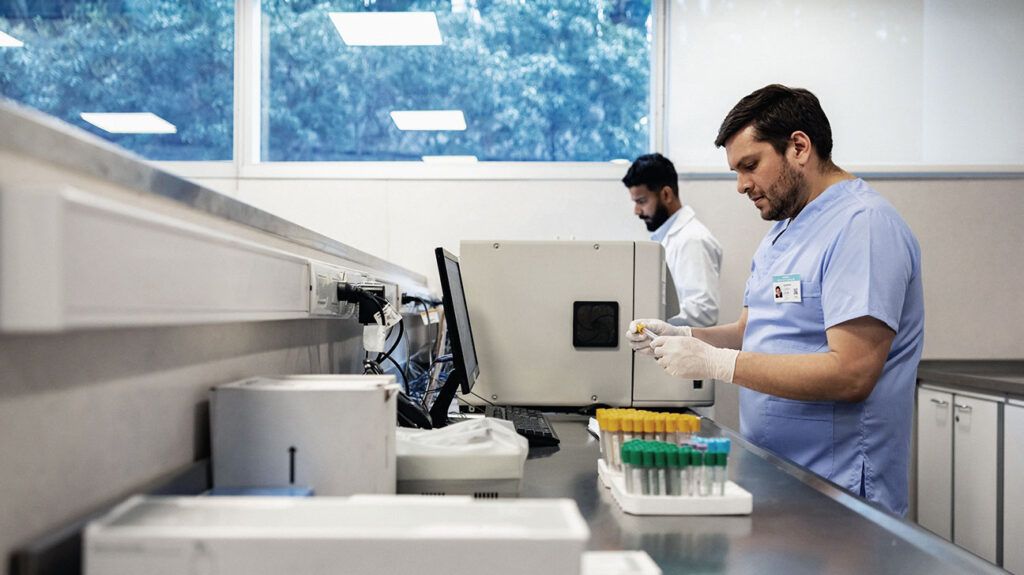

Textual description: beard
[760,160,806,221]
[642,201,671,232]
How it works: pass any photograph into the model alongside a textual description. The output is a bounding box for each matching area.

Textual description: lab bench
[526,415,1000,575]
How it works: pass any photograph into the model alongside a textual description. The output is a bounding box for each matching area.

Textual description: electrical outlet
[309,261,360,318]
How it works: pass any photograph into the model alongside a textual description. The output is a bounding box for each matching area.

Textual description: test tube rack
[598,459,753,516]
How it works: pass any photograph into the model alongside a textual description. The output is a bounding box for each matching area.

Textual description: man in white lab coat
[623,153,723,327]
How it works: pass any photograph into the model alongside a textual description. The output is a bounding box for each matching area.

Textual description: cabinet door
[953,395,1000,563]
[1005,404,1024,574]
[917,387,953,540]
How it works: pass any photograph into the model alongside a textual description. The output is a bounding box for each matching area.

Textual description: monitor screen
[434,247,479,394]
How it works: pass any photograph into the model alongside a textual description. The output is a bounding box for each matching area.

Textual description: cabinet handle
[954,403,972,412]
[930,398,949,406]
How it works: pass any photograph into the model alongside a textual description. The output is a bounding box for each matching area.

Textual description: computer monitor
[430,247,480,427]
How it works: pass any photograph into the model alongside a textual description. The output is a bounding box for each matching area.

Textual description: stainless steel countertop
[918,360,1024,398]
[0,99,426,290]
[524,416,1001,574]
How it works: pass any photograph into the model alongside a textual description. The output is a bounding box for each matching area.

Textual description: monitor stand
[429,366,467,428]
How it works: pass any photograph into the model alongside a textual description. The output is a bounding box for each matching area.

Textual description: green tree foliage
[0,0,233,160]
[1,0,650,162]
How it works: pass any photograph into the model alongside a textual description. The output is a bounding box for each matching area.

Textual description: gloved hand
[625,319,691,356]
[651,336,739,383]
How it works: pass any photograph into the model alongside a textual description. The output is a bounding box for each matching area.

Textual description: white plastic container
[84,495,590,575]
[211,375,399,496]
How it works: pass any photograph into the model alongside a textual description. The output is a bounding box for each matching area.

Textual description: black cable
[382,355,408,391]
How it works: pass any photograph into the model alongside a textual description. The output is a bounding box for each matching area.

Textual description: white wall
[194,174,1024,361]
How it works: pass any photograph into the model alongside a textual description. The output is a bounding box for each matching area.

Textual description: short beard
[761,161,806,221]
[643,201,671,232]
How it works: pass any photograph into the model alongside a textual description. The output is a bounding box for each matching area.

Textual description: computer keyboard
[485,406,560,447]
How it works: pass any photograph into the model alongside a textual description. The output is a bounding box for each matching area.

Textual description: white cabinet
[916,387,953,540]
[1005,401,1024,574]
[952,394,1000,563]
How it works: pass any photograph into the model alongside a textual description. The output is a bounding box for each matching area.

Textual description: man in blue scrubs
[627,85,924,515]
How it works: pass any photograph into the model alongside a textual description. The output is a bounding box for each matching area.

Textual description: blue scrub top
[740,178,924,516]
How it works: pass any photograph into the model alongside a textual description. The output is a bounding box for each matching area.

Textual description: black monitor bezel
[434,247,479,394]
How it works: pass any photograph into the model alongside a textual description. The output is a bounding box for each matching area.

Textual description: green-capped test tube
[666,447,681,496]
[717,438,731,496]
[622,441,635,494]
[678,446,691,496]
[641,446,654,495]
[691,444,706,497]
[654,447,667,496]
[702,443,716,497]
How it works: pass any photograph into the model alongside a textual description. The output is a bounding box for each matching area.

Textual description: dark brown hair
[714,84,834,163]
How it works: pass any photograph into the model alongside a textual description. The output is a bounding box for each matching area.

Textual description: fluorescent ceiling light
[422,155,478,163]
[610,159,631,165]
[80,112,177,134]
[390,110,466,131]
[329,12,442,46]
[0,31,24,48]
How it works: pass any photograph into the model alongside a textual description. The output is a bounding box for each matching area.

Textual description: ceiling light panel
[329,12,442,46]
[390,110,466,131]
[80,112,177,134]
[421,155,478,163]
[0,30,24,47]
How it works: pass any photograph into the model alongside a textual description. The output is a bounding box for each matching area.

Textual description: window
[0,1,234,161]
[261,0,652,162]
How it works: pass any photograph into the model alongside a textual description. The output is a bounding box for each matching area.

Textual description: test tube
[691,443,706,496]
[654,414,666,443]
[622,442,635,494]
[643,415,656,441]
[596,409,607,462]
[717,438,731,496]
[666,447,681,496]
[641,446,654,495]
[655,447,668,496]
[701,443,716,497]
[679,446,692,496]
[621,413,635,446]
[607,413,622,471]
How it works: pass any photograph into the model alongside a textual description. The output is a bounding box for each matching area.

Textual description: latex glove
[625,319,691,356]
[651,336,739,383]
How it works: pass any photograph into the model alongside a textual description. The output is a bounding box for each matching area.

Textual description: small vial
[596,409,608,462]
[666,447,681,496]
[654,414,666,443]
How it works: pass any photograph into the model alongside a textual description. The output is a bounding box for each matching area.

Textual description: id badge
[772,274,802,303]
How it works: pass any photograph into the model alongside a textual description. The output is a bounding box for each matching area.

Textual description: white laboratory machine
[210,375,399,496]
[458,240,714,408]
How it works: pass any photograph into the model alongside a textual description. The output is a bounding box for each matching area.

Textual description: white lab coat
[653,205,722,327]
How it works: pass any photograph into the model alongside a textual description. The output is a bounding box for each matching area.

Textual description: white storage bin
[85,495,590,575]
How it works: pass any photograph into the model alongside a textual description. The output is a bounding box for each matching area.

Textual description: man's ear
[789,131,812,167]
[659,185,676,204]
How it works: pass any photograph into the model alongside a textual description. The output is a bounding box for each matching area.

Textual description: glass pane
[0,1,233,161]
[262,0,652,162]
